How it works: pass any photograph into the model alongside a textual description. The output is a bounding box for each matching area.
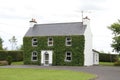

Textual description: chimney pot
[29,18,37,23]
[29,18,37,27]
[83,16,90,20]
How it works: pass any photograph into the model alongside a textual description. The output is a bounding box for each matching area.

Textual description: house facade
[23,17,93,66]
[92,49,99,65]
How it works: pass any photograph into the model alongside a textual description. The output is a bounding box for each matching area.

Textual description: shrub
[0,50,23,61]
[6,56,12,65]
[99,53,118,62]
[114,61,120,66]
[0,61,8,66]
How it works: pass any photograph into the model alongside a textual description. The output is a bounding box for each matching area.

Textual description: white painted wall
[41,50,53,65]
[83,17,93,66]
[93,51,99,65]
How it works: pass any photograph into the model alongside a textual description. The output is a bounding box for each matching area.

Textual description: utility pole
[81,11,84,22]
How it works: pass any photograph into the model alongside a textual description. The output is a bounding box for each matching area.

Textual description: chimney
[83,16,90,26]
[29,18,37,27]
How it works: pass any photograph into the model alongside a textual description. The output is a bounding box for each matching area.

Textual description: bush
[0,61,8,66]
[0,50,23,61]
[6,56,12,65]
[99,53,118,62]
[114,61,120,66]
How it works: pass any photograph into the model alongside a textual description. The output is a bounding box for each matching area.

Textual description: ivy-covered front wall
[23,35,85,66]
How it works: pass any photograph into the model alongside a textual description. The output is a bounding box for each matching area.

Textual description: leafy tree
[0,37,3,50]
[108,20,120,54]
[16,45,24,50]
[9,36,17,50]
[19,45,24,50]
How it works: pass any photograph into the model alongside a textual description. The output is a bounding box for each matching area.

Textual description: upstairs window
[32,38,38,47]
[66,37,72,46]
[31,51,38,61]
[48,37,53,46]
[65,51,72,62]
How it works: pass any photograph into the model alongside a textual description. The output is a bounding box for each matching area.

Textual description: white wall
[93,52,99,65]
[83,18,93,66]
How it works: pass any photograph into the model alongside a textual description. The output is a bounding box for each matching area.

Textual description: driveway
[0,65,120,80]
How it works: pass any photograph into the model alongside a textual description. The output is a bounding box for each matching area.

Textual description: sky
[0,0,120,53]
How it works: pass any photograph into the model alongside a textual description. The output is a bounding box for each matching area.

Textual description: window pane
[49,38,52,41]
[67,37,70,40]
[33,52,37,55]
[67,42,71,45]
[67,52,71,56]
[48,37,53,46]
[66,37,72,46]
[65,51,72,62]
[32,38,38,46]
[33,42,37,45]
[67,57,71,60]
[33,38,37,41]
[49,42,53,44]
[33,57,37,60]
[32,51,38,61]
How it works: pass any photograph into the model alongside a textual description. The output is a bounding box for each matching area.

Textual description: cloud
[79,0,107,11]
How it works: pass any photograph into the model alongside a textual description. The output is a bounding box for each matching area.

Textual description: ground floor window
[31,51,38,61]
[65,51,72,62]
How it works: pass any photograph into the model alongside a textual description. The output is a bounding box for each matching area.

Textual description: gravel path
[0,65,120,80]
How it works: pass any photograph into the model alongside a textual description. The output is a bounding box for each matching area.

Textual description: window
[32,38,38,47]
[31,51,38,61]
[48,37,53,46]
[66,37,72,46]
[65,51,72,62]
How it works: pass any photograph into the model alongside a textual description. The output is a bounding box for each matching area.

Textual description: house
[92,49,99,65]
[23,17,94,66]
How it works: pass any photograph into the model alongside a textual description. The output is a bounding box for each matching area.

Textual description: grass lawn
[0,68,96,80]
[99,62,114,66]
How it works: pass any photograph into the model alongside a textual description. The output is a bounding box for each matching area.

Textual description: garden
[0,51,96,80]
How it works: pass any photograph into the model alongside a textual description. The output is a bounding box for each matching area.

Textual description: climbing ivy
[23,35,85,66]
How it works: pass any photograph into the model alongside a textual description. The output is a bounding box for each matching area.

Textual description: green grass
[12,61,23,65]
[100,62,114,66]
[0,68,96,80]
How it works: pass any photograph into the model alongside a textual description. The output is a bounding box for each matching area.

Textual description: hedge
[99,53,118,62]
[23,35,85,66]
[0,50,23,61]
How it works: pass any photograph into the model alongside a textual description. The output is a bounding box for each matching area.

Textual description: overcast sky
[0,0,119,53]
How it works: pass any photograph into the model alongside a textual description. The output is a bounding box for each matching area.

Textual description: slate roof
[24,22,86,37]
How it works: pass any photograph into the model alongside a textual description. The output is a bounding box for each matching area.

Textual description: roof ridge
[35,22,82,26]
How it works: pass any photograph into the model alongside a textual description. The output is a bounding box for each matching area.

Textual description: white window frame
[65,51,72,62]
[66,37,72,46]
[32,38,38,47]
[48,37,53,46]
[31,51,38,61]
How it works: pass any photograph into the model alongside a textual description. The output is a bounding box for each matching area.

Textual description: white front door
[41,50,53,66]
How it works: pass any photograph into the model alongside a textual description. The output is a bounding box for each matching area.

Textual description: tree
[0,37,3,50]
[16,45,24,50]
[108,20,120,54]
[9,36,17,50]
[19,45,24,50]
